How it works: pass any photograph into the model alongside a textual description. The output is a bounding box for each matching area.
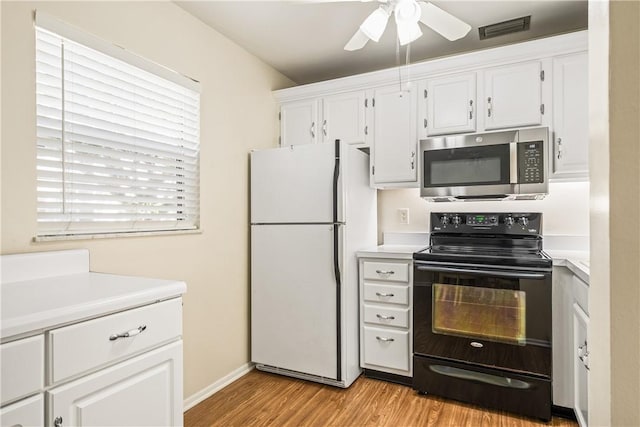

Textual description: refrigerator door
[251,142,342,224]
[251,224,339,380]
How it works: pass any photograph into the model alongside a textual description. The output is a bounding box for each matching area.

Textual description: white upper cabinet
[371,84,418,186]
[483,61,544,130]
[552,52,589,180]
[322,91,368,146]
[280,99,319,146]
[419,73,476,138]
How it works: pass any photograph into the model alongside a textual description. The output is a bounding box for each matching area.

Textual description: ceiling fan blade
[397,21,423,46]
[418,2,471,41]
[360,6,391,42]
[344,29,370,51]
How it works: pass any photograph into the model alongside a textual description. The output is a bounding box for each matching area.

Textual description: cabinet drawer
[0,335,44,405]
[363,283,409,305]
[0,393,44,427]
[363,326,409,371]
[49,298,182,384]
[363,261,409,282]
[363,305,409,328]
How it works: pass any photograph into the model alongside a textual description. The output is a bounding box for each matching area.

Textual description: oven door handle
[416,265,547,280]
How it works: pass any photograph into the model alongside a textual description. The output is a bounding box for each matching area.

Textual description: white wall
[377,181,590,242]
[0,1,293,400]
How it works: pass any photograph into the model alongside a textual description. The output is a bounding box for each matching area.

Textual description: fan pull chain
[396,36,402,94]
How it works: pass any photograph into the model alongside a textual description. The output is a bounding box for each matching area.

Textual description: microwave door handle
[509,142,518,184]
[416,265,546,280]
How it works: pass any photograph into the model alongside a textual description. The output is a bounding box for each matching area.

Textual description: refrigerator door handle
[333,139,342,382]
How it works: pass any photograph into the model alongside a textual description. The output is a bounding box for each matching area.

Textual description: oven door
[421,143,518,198]
[413,261,552,378]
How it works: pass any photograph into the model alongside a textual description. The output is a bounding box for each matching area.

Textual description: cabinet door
[484,61,543,130]
[280,99,318,146]
[372,84,418,185]
[552,53,589,179]
[551,267,574,408]
[422,73,476,136]
[0,394,44,427]
[322,91,367,146]
[48,341,183,427]
[573,303,589,427]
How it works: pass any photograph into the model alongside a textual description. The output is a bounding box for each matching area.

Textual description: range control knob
[519,217,529,227]
[452,215,462,225]
[440,215,449,225]
[504,216,515,227]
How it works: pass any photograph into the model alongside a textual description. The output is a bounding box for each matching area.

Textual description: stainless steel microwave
[420,127,549,202]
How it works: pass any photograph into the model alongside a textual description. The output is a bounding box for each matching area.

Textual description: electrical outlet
[398,208,410,225]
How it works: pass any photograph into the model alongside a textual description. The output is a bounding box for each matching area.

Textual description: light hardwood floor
[185,370,577,427]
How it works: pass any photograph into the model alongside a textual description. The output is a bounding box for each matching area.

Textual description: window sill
[33,228,202,242]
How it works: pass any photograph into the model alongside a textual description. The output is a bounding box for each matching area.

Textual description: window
[35,13,200,239]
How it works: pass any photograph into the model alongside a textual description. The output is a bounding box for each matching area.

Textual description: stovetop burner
[413,212,552,269]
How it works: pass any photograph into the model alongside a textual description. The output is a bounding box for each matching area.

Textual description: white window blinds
[35,23,200,238]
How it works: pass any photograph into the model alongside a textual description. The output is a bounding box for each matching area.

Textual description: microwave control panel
[517,141,544,184]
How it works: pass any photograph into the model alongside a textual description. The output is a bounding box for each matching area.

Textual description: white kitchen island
[0,249,186,427]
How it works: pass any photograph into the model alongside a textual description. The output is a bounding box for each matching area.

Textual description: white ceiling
[175,1,587,85]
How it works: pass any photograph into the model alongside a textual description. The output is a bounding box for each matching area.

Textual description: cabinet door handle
[365,125,368,135]
[411,150,416,170]
[557,137,563,159]
[376,336,395,342]
[376,314,396,320]
[578,341,590,370]
[109,325,147,341]
[310,122,316,138]
[375,269,395,275]
[487,97,492,117]
[423,118,427,129]
[375,292,395,297]
[322,119,327,136]
[469,100,474,119]
[54,416,63,427]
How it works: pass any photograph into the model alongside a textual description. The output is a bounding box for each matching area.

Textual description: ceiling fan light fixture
[397,20,422,45]
[394,0,421,23]
[360,6,391,42]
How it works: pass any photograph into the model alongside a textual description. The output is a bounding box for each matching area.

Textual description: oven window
[432,284,526,345]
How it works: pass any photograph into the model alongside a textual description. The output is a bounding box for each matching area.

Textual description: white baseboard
[183,362,255,412]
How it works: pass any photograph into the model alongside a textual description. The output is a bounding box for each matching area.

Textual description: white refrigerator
[250,141,376,388]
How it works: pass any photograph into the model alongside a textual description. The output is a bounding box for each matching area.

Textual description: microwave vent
[479,16,531,40]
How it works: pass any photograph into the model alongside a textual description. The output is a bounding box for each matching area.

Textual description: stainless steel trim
[509,142,518,184]
[414,259,551,273]
[376,336,395,342]
[429,365,531,389]
[109,325,147,341]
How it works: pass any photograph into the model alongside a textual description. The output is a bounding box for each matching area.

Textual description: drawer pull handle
[375,292,395,297]
[376,314,396,320]
[376,336,395,342]
[375,270,395,275]
[109,325,147,341]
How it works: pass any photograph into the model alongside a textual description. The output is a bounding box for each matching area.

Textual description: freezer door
[251,143,341,224]
[251,224,339,380]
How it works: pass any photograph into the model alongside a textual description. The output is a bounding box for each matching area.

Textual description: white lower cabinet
[0,298,183,427]
[359,258,412,378]
[48,341,183,427]
[0,394,44,427]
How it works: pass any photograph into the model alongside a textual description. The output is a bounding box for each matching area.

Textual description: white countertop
[357,244,427,260]
[1,250,187,341]
[1,272,186,340]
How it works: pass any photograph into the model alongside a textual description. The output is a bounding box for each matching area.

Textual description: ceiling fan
[343,0,472,51]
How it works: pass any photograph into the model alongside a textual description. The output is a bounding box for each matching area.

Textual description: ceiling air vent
[479,16,531,40]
